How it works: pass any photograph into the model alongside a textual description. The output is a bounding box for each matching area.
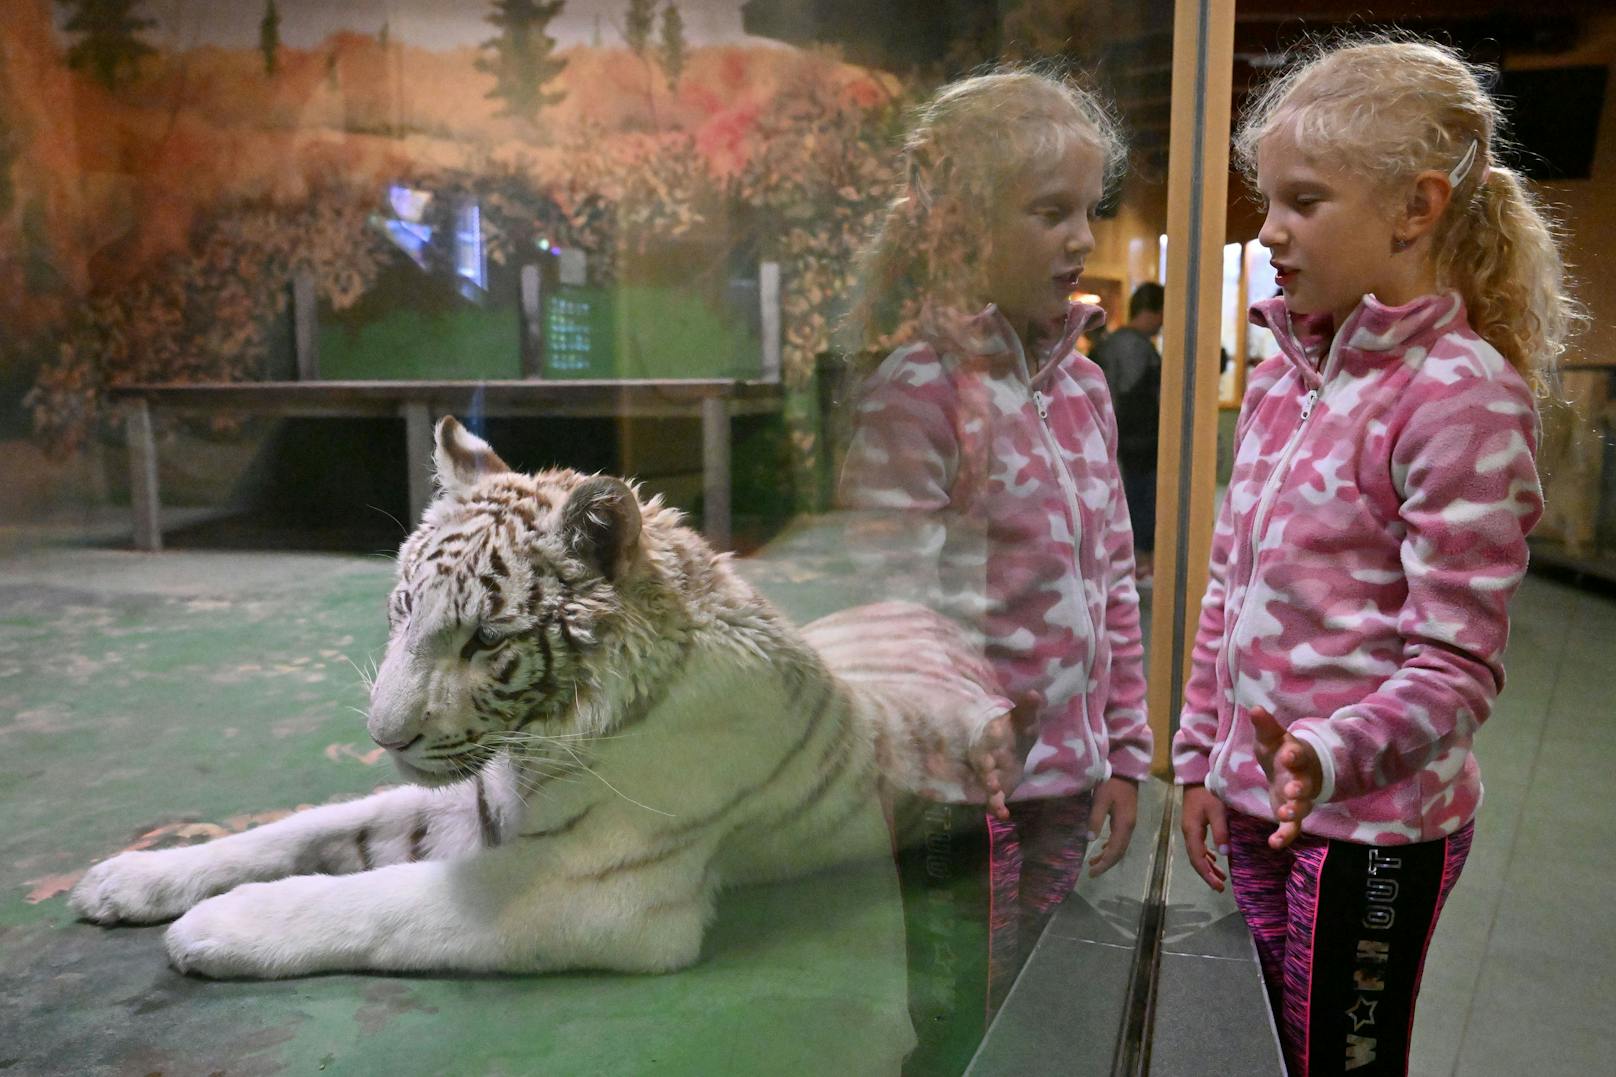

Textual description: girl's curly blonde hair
[845,64,1126,356]
[1235,34,1582,392]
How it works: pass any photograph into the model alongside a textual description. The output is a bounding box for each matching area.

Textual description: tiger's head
[367,416,668,786]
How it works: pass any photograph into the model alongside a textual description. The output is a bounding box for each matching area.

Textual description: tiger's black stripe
[608,652,690,735]
[571,835,704,883]
[509,636,686,733]
[475,775,498,848]
[518,806,593,841]
[742,708,873,835]
[556,616,579,652]
[488,684,542,703]
[407,817,429,862]
[812,774,883,838]
[355,827,375,871]
[656,672,839,841]
[535,625,557,699]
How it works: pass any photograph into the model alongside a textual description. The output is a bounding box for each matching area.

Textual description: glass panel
[822,1,1191,1070]
[0,0,1274,1073]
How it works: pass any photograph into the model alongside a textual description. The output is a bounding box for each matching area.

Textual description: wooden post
[1148,0,1237,775]
[292,269,320,381]
[403,402,433,526]
[124,398,162,551]
[701,394,731,551]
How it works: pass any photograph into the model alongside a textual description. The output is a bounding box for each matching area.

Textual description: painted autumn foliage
[0,0,916,493]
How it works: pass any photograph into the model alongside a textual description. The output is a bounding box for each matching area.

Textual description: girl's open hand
[1086,776,1139,877]
[1249,707,1324,850]
[1179,783,1228,891]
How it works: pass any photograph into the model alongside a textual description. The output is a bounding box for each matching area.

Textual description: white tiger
[69,417,1024,978]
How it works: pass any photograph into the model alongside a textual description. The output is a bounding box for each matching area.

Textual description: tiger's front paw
[165,878,343,979]
[69,850,206,925]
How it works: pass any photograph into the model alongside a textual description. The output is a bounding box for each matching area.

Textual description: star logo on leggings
[1346,996,1379,1031]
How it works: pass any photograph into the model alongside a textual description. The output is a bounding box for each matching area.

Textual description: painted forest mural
[0,0,943,499]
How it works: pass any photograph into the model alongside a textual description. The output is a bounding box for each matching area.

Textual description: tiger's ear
[433,416,511,496]
[561,475,642,582]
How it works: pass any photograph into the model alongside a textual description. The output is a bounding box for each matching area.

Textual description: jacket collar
[1250,291,1468,388]
[922,300,1107,386]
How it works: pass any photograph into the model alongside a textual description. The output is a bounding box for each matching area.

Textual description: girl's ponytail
[1438,164,1581,396]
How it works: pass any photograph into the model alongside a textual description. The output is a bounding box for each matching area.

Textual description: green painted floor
[0,544,934,1076]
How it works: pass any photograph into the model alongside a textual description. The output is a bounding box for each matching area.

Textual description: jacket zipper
[1299,388,1320,422]
[1210,331,1343,783]
[1028,382,1103,776]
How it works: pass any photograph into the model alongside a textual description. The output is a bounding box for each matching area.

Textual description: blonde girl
[838,67,1151,1006]
[1174,35,1577,1076]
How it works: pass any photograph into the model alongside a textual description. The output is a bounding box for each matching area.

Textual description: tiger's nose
[373,733,424,751]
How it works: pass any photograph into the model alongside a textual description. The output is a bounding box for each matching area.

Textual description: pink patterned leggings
[984,793,1093,1012]
[1225,810,1473,1076]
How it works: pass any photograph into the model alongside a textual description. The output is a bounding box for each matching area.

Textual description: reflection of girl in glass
[1175,37,1579,1076]
[838,68,1152,1002]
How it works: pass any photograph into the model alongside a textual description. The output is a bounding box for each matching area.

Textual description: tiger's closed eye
[460,624,509,660]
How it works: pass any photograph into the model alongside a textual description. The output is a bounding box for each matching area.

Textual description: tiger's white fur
[69,417,1014,978]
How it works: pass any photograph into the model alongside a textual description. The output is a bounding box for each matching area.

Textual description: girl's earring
[1391,235,1413,254]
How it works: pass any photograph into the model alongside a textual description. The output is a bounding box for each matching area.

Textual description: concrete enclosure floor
[1,533,1611,1075]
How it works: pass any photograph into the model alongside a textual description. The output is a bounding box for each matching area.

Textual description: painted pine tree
[659,2,685,93]
[259,0,281,77]
[56,0,155,90]
[624,0,655,58]
[475,0,568,124]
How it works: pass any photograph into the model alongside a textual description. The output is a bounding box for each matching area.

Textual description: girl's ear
[433,416,511,496]
[1397,171,1455,247]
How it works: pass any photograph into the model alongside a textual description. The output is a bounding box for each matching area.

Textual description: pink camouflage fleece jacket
[1173,291,1543,844]
[838,301,1153,801]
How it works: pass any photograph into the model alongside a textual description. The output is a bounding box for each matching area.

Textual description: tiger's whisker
[550,742,674,818]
